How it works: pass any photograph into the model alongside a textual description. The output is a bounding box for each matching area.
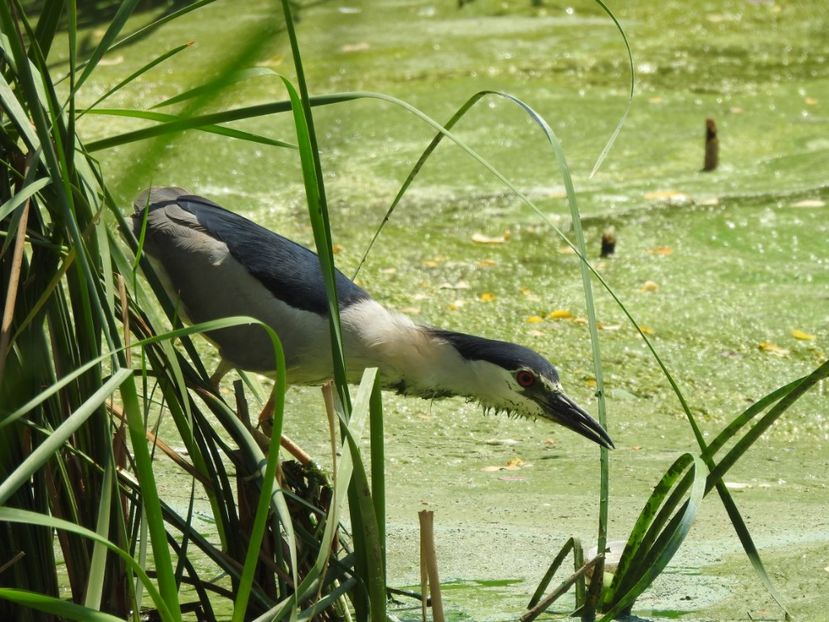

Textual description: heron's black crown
[428,328,561,383]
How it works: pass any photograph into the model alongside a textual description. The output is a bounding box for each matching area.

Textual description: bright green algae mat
[60,0,829,619]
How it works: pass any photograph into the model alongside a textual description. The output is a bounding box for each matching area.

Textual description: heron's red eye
[515,370,535,388]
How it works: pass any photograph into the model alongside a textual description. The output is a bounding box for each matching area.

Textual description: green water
[70,0,829,619]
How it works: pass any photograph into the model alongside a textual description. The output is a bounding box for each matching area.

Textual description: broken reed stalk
[118,274,131,367]
[0,198,31,381]
[703,117,719,172]
[420,528,428,622]
[322,381,337,476]
[419,510,445,622]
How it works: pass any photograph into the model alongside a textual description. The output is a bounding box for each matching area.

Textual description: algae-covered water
[73,0,828,619]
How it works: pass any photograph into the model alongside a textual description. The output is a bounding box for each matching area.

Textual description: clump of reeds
[0,1,387,620]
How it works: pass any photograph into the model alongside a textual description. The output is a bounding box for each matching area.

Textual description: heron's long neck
[341,299,485,400]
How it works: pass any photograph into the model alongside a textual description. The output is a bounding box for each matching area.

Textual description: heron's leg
[279,436,313,466]
[257,390,313,466]
[211,363,313,464]
[257,391,276,429]
[210,359,234,389]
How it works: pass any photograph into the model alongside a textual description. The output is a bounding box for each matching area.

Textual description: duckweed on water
[19,0,827,619]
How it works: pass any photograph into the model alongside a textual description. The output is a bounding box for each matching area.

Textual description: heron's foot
[257,392,276,434]
[255,393,313,466]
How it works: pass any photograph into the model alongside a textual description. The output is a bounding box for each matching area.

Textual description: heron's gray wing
[134,186,192,210]
[139,189,371,316]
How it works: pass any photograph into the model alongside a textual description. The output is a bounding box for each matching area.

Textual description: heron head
[495,359,614,449]
[431,330,614,449]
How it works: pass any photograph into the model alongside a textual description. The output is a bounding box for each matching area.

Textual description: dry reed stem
[419,510,444,622]
[0,198,31,381]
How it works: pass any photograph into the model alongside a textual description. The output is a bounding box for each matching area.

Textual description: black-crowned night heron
[133,187,613,449]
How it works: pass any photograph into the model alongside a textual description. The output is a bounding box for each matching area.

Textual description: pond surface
[74,0,829,619]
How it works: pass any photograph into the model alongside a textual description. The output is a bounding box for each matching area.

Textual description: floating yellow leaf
[790,199,825,209]
[526,315,544,324]
[804,96,818,106]
[648,246,673,256]
[479,292,497,302]
[643,190,690,205]
[585,377,597,389]
[791,329,816,341]
[519,287,533,296]
[643,190,678,200]
[725,482,751,490]
[482,457,528,472]
[547,309,573,320]
[759,341,789,356]
[332,243,344,254]
[477,258,498,268]
[471,231,510,244]
[640,325,655,335]
[261,54,285,68]
[340,42,370,53]
[640,280,659,293]
[505,457,525,469]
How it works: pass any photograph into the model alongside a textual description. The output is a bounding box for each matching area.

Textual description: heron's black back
[137,190,370,316]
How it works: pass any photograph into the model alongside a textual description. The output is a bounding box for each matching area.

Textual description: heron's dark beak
[540,390,614,449]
